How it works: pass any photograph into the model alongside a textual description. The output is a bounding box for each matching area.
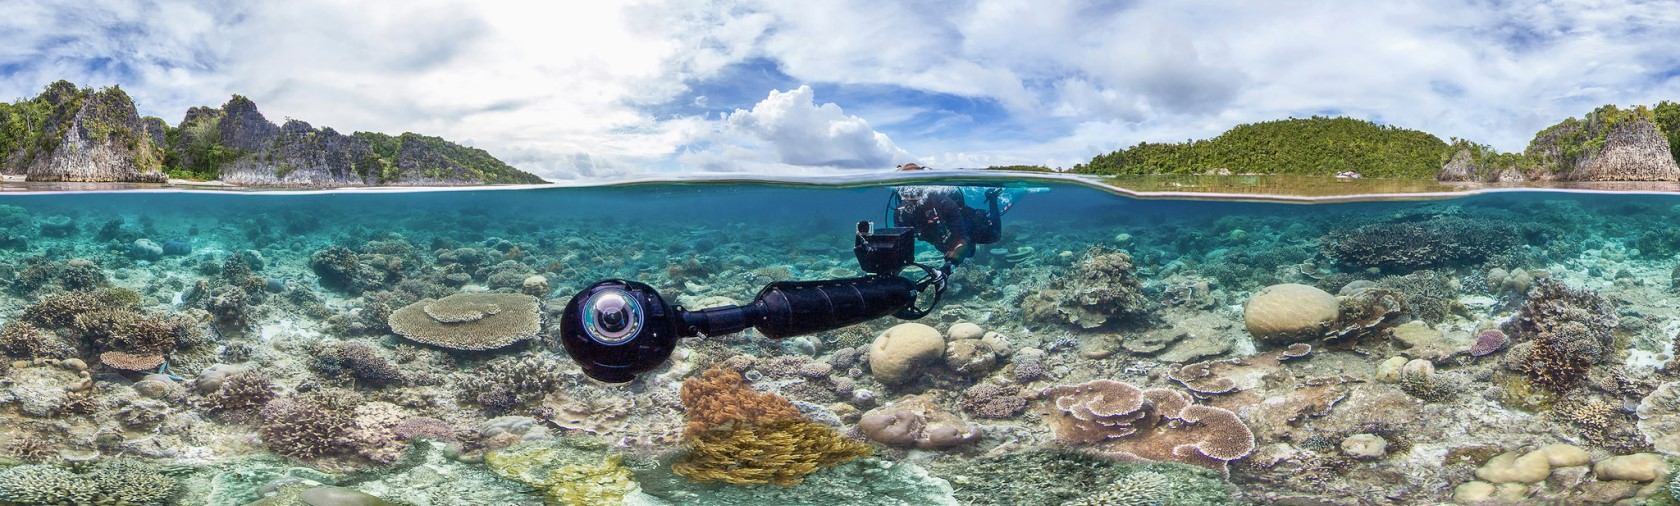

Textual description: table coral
[388,292,540,351]
[1040,379,1255,476]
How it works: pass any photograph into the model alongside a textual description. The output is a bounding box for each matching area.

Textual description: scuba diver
[889,163,1013,271]
[556,163,1024,383]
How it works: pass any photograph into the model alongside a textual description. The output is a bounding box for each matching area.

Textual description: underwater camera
[560,221,943,383]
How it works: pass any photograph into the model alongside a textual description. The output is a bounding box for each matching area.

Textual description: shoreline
[3,171,1680,203]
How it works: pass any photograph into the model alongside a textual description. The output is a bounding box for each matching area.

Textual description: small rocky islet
[5,179,1680,505]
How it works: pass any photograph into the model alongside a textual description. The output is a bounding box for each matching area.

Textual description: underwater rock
[1243,283,1338,344]
[297,486,394,506]
[648,457,957,506]
[859,395,982,450]
[868,323,945,385]
[1339,433,1386,459]
[388,293,541,350]
[1389,321,1470,362]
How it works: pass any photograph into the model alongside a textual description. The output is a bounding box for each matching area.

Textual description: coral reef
[1321,215,1536,271]
[1022,247,1153,329]
[1502,280,1618,392]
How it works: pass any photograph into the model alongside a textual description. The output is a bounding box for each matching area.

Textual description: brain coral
[1040,380,1255,476]
[868,323,946,385]
[1244,283,1339,344]
[388,292,540,350]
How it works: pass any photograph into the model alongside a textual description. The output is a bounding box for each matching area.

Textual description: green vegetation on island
[1072,116,1450,179]
[1074,105,1680,182]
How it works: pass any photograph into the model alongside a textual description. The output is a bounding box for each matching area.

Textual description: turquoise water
[0,177,1677,505]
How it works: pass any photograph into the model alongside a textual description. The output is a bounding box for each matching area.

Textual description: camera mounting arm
[557,221,944,383]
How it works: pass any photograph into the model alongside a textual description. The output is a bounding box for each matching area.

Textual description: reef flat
[0,180,1679,505]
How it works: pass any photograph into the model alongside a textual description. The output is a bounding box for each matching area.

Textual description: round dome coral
[1243,283,1339,344]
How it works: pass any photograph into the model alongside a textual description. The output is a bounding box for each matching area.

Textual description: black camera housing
[854,221,915,275]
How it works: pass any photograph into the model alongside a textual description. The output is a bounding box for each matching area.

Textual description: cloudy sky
[3,0,1678,180]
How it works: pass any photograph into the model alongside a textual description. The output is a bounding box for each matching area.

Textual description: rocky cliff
[0,81,167,182]
[1525,106,1680,181]
[0,80,545,186]
[1438,105,1680,183]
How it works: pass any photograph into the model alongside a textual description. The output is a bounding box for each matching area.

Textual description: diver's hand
[984,187,1004,203]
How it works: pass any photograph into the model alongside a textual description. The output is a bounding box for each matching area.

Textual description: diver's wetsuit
[891,186,1003,266]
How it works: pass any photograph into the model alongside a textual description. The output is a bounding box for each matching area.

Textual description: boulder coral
[1243,283,1339,344]
[1039,379,1255,475]
[868,323,946,385]
[859,395,982,449]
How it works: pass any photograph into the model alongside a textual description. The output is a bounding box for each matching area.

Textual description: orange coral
[680,366,801,437]
[673,419,872,486]
[674,365,870,486]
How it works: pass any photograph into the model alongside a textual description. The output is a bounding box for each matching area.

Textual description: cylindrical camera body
[752,275,916,338]
[559,279,681,383]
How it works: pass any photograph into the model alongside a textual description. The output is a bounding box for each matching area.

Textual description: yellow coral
[485,438,637,506]
[544,456,637,506]
[673,419,872,486]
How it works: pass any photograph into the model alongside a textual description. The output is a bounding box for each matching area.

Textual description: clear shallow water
[1,176,1678,505]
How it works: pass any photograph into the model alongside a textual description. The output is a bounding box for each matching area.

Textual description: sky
[3,0,1678,181]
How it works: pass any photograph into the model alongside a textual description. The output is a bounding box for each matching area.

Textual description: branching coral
[1501,280,1617,392]
[674,366,870,486]
[679,366,801,437]
[312,342,404,387]
[1021,247,1153,329]
[202,370,278,415]
[674,418,873,486]
[457,354,568,414]
[0,320,73,359]
[258,392,357,459]
[1321,215,1536,271]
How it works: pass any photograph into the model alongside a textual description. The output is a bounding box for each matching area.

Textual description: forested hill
[1071,116,1449,179]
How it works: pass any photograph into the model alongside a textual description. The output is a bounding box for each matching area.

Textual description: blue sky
[3,1,1678,180]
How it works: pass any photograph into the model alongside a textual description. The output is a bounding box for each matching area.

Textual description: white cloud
[681,85,911,171]
[4,0,1680,178]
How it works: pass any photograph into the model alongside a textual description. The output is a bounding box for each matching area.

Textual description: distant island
[0,80,547,187]
[1005,103,1680,182]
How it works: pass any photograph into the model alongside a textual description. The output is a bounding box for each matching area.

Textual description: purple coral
[1470,330,1508,357]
